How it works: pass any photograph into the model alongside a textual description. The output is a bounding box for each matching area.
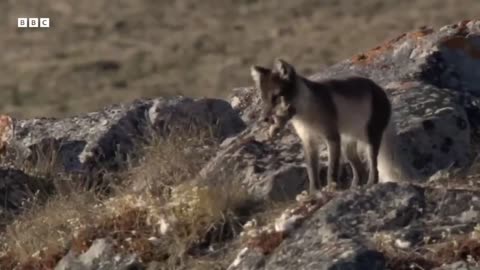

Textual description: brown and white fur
[250,59,392,194]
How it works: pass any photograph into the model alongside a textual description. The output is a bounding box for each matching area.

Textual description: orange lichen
[246,231,285,255]
[351,32,406,64]
[351,26,434,65]
[407,27,434,39]
[351,42,395,64]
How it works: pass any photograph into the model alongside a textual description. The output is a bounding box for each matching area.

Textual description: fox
[250,58,392,194]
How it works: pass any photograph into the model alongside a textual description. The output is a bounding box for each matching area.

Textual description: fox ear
[250,65,270,86]
[273,58,295,80]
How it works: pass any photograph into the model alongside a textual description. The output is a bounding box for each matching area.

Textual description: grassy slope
[0,0,478,118]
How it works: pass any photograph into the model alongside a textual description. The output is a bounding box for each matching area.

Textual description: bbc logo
[17,18,50,28]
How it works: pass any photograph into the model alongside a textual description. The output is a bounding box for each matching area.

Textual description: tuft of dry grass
[128,121,219,195]
[0,191,102,265]
[65,181,251,268]
[0,121,255,269]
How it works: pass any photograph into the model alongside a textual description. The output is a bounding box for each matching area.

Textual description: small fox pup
[250,59,392,193]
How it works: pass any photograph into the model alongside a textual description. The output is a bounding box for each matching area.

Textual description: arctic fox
[250,59,393,193]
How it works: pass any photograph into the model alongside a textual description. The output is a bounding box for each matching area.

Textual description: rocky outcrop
[0,96,245,220]
[2,20,480,270]
[2,97,245,174]
[229,182,480,270]
[201,20,480,201]
[221,20,480,270]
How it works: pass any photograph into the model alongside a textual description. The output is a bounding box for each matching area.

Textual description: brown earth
[0,0,478,118]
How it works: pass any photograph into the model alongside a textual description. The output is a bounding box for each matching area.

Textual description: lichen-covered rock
[202,20,480,200]
[228,182,480,270]
[385,81,472,179]
[3,96,245,174]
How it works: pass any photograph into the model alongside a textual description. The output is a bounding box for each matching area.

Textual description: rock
[199,126,312,201]
[0,167,51,216]
[227,247,266,270]
[228,182,480,269]
[202,20,480,200]
[385,81,472,179]
[55,238,142,270]
[229,87,259,125]
[3,96,245,175]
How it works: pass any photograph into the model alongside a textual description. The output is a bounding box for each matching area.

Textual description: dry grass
[375,227,480,270]
[128,121,219,195]
[0,1,479,118]
[0,192,101,267]
[0,122,255,269]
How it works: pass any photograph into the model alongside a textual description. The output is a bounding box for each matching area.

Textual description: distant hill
[0,0,478,118]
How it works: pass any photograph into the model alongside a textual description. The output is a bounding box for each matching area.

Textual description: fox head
[250,58,298,130]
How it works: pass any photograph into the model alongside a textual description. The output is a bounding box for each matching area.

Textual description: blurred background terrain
[0,0,478,118]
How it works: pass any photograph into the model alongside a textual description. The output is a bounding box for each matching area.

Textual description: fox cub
[250,59,392,193]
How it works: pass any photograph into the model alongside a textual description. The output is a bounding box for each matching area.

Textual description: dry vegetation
[0,123,257,269]
[0,0,479,118]
[376,229,480,269]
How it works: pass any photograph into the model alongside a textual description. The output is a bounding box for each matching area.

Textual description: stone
[3,96,245,175]
[201,20,480,201]
[228,182,480,269]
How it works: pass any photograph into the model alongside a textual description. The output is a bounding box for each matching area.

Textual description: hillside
[0,0,479,117]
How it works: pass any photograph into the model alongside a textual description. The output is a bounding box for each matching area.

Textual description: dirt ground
[0,0,478,118]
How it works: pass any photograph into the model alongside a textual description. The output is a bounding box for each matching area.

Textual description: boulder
[2,97,245,174]
[200,20,480,200]
[228,182,480,270]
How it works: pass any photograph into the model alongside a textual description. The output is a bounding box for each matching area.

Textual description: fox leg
[303,140,320,195]
[343,140,365,188]
[366,130,382,186]
[325,133,341,191]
